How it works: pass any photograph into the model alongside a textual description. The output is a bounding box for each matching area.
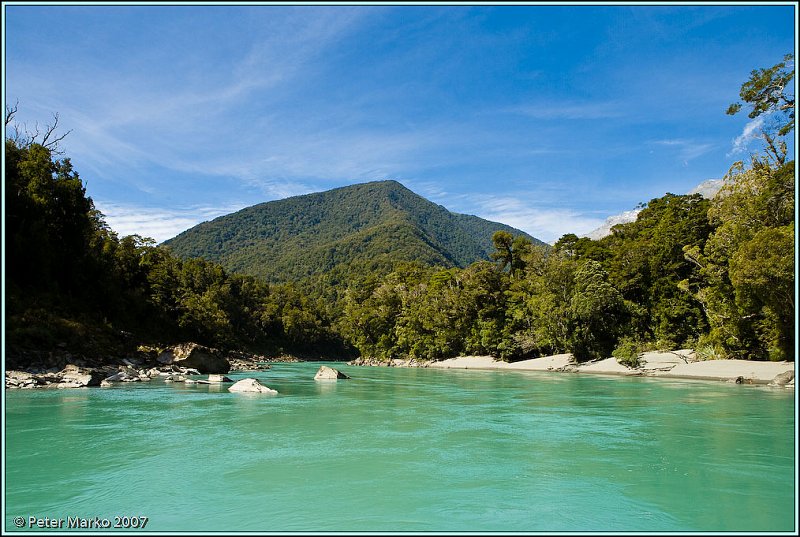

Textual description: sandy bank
[415,351,794,386]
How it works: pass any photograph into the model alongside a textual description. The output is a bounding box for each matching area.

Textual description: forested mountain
[163,180,545,282]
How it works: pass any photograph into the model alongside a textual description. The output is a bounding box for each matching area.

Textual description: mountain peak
[164,182,544,283]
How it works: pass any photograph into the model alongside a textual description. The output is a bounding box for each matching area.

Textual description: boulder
[6,371,36,389]
[56,381,87,389]
[314,365,350,380]
[207,374,233,383]
[59,364,104,387]
[769,370,795,387]
[169,343,230,374]
[103,366,141,383]
[228,378,278,394]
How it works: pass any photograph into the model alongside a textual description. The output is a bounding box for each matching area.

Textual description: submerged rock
[228,378,278,394]
[314,365,350,380]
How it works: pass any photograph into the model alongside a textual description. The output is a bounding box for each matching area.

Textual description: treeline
[338,158,793,363]
[6,125,792,364]
[5,54,794,364]
[330,55,795,363]
[5,118,346,358]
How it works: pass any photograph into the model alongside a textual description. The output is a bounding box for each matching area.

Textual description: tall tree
[727,53,794,162]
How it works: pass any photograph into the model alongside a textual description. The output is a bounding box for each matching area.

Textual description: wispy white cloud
[506,100,625,120]
[7,8,374,200]
[728,116,765,156]
[93,201,249,243]
[651,138,714,165]
[456,195,606,244]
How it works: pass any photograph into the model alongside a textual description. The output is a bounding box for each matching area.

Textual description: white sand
[425,352,794,385]
[652,359,795,383]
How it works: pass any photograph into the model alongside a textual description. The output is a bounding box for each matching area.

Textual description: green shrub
[612,337,644,368]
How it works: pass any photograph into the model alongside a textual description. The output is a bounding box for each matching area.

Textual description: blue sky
[4,3,796,244]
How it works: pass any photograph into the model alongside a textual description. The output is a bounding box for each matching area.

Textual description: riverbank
[4,342,285,390]
[6,342,795,389]
[349,350,795,387]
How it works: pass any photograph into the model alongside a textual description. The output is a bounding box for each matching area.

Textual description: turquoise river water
[4,362,796,533]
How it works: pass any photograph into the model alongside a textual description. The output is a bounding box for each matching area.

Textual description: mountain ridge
[163,180,545,282]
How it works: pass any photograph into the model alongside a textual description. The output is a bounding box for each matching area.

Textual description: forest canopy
[4,54,795,364]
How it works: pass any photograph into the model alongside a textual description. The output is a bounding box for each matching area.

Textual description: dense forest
[4,54,795,366]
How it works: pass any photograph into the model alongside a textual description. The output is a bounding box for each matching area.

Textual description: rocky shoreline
[7,344,794,390]
[348,350,796,388]
[5,342,282,390]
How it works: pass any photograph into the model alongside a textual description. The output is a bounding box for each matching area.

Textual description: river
[4,362,796,532]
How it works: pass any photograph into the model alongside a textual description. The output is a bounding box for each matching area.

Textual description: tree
[6,103,72,154]
[728,225,794,361]
[567,261,628,361]
[727,53,794,162]
[504,247,576,359]
[600,193,713,347]
[491,231,531,276]
[686,159,795,360]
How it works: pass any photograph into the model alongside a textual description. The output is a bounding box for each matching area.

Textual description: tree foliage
[6,52,795,366]
[727,53,795,137]
[5,123,347,359]
[683,158,794,360]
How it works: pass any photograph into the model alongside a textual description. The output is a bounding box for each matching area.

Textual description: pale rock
[208,374,233,383]
[228,378,278,394]
[59,364,104,387]
[769,370,795,387]
[314,365,351,380]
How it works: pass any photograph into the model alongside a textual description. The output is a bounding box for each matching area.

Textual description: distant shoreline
[349,351,796,387]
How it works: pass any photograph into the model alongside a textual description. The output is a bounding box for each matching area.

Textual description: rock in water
[207,374,233,383]
[769,370,795,387]
[228,378,278,394]
[314,365,350,380]
[59,364,104,387]
[169,343,230,374]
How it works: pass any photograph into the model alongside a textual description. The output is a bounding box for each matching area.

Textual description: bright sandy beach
[415,350,795,386]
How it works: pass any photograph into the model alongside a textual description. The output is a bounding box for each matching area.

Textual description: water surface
[5,363,796,532]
